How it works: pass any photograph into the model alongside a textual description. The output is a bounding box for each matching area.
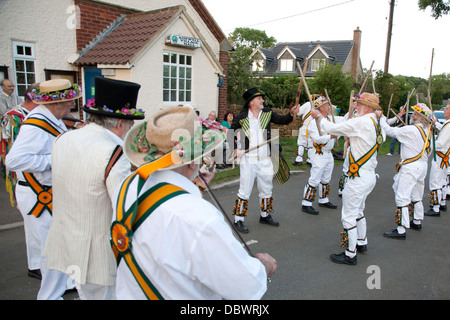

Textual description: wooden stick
[298,63,322,135]
[294,60,309,123]
[324,89,335,123]
[359,60,375,95]
[343,90,355,159]
[387,93,393,118]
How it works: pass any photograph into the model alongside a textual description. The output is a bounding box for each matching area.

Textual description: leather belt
[18,180,51,189]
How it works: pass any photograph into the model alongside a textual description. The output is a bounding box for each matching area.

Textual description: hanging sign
[167,35,201,49]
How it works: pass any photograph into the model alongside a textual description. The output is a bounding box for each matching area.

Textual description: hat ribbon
[136,151,181,180]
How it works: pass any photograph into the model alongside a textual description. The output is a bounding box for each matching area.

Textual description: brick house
[251,27,364,81]
[0,0,232,120]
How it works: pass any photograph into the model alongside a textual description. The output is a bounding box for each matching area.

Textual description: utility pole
[384,0,395,74]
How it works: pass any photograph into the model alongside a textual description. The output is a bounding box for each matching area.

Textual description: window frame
[12,41,36,98]
[162,51,193,104]
[311,58,326,72]
[279,58,294,72]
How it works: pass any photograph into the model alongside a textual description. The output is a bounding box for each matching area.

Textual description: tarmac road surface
[1,155,449,300]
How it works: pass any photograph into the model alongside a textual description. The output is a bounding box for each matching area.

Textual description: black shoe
[292,161,302,166]
[440,205,447,211]
[307,162,312,167]
[383,229,406,240]
[356,244,367,253]
[234,220,249,233]
[302,205,319,215]
[330,252,357,266]
[259,214,279,227]
[410,220,422,231]
[28,269,42,280]
[319,202,338,209]
[424,209,440,217]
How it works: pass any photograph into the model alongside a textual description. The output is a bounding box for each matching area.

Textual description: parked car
[433,110,445,124]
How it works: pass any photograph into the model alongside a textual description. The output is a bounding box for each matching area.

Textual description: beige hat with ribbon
[124,106,225,170]
[28,79,81,104]
[353,92,381,110]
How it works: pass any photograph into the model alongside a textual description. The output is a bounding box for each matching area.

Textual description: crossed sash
[347,117,383,179]
[395,125,431,173]
[21,117,62,217]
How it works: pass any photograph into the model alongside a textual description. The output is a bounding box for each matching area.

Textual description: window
[163,52,192,103]
[311,58,326,72]
[12,41,36,97]
[279,59,293,72]
[252,59,265,72]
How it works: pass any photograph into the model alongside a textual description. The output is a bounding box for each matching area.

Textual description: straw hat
[353,92,381,110]
[411,103,433,123]
[313,96,329,108]
[124,106,225,170]
[28,79,81,104]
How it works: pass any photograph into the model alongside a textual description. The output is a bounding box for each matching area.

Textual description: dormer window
[279,58,294,72]
[252,59,265,72]
[311,58,326,71]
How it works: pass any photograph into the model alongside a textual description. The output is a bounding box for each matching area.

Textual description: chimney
[351,27,361,80]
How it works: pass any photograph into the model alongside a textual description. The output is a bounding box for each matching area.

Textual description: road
[1,154,449,300]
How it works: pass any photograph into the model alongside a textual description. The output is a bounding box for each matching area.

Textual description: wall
[0,0,78,85]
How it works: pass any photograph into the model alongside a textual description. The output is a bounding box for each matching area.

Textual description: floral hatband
[28,84,81,103]
[128,122,225,166]
[84,99,145,118]
[411,103,432,122]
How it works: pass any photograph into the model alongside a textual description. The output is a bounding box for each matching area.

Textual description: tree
[418,0,450,19]
[227,28,277,105]
[229,27,277,49]
[309,64,357,114]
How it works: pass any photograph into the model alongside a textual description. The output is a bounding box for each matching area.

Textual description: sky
[201,0,450,79]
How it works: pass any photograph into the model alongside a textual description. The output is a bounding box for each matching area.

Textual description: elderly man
[381,103,434,239]
[5,79,81,299]
[43,77,144,300]
[311,92,385,266]
[111,106,276,299]
[0,79,23,116]
[229,88,299,233]
[425,103,450,217]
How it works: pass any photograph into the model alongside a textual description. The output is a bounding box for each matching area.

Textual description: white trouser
[15,184,42,270]
[295,132,307,162]
[236,156,273,221]
[76,283,116,300]
[392,160,427,231]
[15,184,72,299]
[302,151,334,206]
[428,158,448,212]
[341,168,377,258]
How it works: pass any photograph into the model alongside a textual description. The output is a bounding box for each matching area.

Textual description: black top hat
[83,77,145,120]
[242,87,265,110]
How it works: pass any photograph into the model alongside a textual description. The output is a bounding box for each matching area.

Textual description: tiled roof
[262,40,355,76]
[75,6,182,66]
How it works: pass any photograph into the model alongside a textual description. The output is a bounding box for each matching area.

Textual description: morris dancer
[311,92,385,266]
[425,103,450,217]
[381,103,434,239]
[293,101,313,166]
[301,96,343,215]
[5,79,81,299]
[111,106,276,299]
[229,88,299,233]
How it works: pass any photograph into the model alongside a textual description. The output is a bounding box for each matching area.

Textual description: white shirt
[381,119,430,163]
[307,115,346,152]
[435,119,450,154]
[5,104,67,185]
[247,110,269,158]
[113,170,267,300]
[320,113,386,172]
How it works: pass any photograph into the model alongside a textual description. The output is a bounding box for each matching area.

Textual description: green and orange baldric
[111,152,188,300]
[395,125,432,173]
[347,117,383,179]
[436,122,450,169]
[21,117,62,217]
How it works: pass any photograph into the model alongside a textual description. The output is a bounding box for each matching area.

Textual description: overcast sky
[202,0,450,79]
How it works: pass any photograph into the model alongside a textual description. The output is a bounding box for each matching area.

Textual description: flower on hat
[28,83,81,103]
[313,95,329,108]
[84,99,145,117]
[411,103,432,121]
